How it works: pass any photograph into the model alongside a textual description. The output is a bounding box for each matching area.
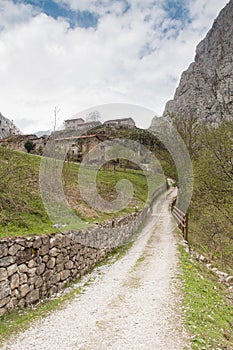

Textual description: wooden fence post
[172,205,189,242]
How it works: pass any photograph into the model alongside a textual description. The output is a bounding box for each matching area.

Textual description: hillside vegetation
[90,125,177,179]
[0,146,163,238]
[171,117,233,274]
[190,121,233,274]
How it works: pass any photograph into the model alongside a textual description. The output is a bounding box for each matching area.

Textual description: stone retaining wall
[0,186,165,316]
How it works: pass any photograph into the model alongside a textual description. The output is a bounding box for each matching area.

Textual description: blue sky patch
[163,0,190,25]
[13,0,99,28]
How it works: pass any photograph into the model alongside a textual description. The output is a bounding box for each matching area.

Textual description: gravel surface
[1,190,191,350]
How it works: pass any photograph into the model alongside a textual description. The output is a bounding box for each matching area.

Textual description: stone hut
[64,118,85,130]
[103,117,135,128]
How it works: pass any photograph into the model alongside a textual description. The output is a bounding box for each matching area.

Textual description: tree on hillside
[86,110,101,122]
[190,120,233,271]
[24,140,36,153]
[53,106,60,132]
[168,112,201,157]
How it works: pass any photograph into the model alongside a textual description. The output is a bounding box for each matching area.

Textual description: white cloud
[0,0,38,31]
[0,0,230,133]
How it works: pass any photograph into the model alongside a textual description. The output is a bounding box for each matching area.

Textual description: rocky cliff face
[0,113,19,139]
[163,0,233,122]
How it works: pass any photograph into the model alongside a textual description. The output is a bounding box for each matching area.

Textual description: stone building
[64,117,102,132]
[53,134,108,162]
[64,118,85,129]
[103,117,135,128]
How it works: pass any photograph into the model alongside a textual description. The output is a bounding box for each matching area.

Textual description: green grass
[0,147,55,237]
[0,147,163,238]
[179,245,233,350]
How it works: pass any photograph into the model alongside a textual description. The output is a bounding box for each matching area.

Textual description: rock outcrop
[163,0,233,122]
[0,113,20,139]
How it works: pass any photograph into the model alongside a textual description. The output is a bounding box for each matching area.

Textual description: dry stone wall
[0,186,165,316]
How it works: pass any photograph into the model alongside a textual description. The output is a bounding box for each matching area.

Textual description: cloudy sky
[0,0,229,132]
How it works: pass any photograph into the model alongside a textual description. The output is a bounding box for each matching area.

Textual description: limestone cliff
[0,113,19,139]
[163,0,233,122]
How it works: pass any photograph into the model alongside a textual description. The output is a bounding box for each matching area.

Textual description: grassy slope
[179,245,233,350]
[0,147,163,238]
[0,148,53,237]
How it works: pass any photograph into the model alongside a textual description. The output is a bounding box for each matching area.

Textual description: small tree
[24,140,36,153]
[53,106,60,132]
[86,110,101,122]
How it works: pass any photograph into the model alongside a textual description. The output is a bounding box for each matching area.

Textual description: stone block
[36,263,46,275]
[42,236,50,246]
[16,248,34,264]
[0,256,15,267]
[10,273,19,290]
[50,273,60,284]
[61,248,68,255]
[19,273,28,285]
[50,247,60,257]
[18,298,26,308]
[0,296,10,308]
[49,286,58,296]
[12,289,20,299]
[35,276,43,289]
[27,267,37,277]
[0,281,11,299]
[56,263,64,273]
[60,270,70,281]
[33,237,42,249]
[18,264,27,273]
[28,276,37,285]
[7,264,18,277]
[28,259,37,268]
[0,243,8,258]
[39,244,50,256]
[26,289,39,305]
[47,258,56,269]
[0,268,7,282]
[50,236,61,248]
[56,253,64,264]
[19,284,30,298]
[43,270,52,282]
[42,255,49,263]
[62,236,71,248]
[65,261,74,269]
[6,299,15,311]
[9,244,22,256]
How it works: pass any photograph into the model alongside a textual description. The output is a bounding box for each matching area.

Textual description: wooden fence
[172,205,188,241]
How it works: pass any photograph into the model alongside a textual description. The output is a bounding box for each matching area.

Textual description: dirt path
[1,190,191,350]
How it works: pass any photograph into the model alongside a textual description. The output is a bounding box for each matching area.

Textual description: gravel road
[1,189,191,350]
